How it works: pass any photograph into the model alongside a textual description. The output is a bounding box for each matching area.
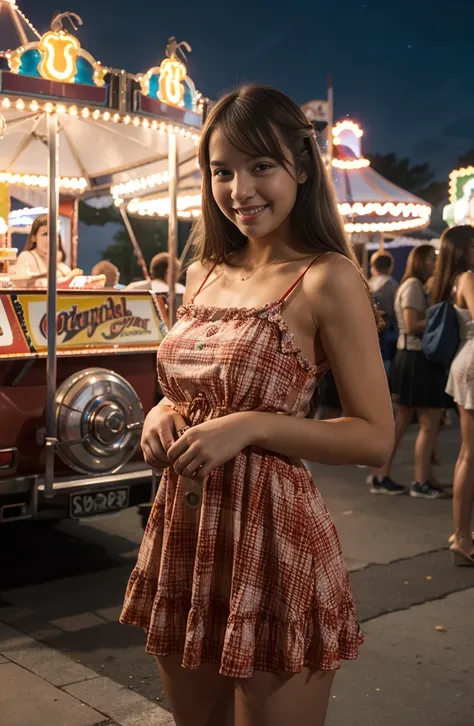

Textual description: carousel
[330,120,432,270]
[0,9,204,526]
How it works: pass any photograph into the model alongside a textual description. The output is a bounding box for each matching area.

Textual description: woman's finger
[142,441,163,470]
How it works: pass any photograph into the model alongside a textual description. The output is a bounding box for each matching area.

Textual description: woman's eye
[213,169,230,178]
[254,163,273,173]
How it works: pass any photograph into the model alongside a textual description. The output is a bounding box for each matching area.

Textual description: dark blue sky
[21,0,474,179]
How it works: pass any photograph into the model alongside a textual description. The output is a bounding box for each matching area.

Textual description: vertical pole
[45,111,59,498]
[119,204,150,281]
[327,75,334,166]
[167,131,178,327]
[71,197,79,269]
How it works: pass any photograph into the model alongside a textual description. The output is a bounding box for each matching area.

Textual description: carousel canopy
[0,18,202,196]
[0,1,39,53]
[331,120,431,234]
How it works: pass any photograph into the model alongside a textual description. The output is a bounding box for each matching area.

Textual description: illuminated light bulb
[68,105,78,116]
[2,98,11,109]
[151,120,158,130]
[123,115,131,125]
[57,104,66,114]
[159,122,166,132]
[102,111,111,121]
[132,117,140,127]
[15,99,25,110]
[142,118,149,128]
[333,120,363,138]
[44,102,54,113]
[332,158,370,169]
[92,109,100,120]
[81,107,90,118]
[112,113,120,122]
[29,100,40,112]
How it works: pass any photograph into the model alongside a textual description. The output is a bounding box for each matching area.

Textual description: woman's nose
[231,173,255,203]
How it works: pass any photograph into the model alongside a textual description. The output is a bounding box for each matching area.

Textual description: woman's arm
[403,307,426,335]
[244,255,394,467]
[459,271,474,318]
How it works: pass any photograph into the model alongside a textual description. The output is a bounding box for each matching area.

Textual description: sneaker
[368,475,406,495]
[410,481,445,499]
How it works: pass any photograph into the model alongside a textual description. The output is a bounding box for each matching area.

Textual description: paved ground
[1,418,473,725]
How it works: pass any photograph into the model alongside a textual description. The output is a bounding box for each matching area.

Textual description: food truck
[0,11,203,525]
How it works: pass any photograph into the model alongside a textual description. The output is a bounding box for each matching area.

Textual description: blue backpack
[422,301,460,370]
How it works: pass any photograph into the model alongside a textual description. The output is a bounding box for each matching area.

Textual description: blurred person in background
[367,244,446,498]
[91,260,124,289]
[369,251,398,377]
[127,252,185,295]
[431,225,474,565]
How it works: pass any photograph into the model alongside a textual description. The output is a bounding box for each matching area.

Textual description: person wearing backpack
[367,244,447,498]
[369,251,399,378]
[430,225,474,566]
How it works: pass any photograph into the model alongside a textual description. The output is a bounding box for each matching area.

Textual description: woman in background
[368,244,445,498]
[431,225,474,565]
[15,214,79,288]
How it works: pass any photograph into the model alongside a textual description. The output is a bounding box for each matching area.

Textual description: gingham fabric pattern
[121,287,363,678]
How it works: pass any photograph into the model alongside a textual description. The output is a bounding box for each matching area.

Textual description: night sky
[20,0,474,181]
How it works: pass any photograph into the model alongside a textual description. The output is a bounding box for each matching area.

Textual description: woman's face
[209,128,305,242]
[33,224,62,257]
[424,250,436,279]
[33,224,49,256]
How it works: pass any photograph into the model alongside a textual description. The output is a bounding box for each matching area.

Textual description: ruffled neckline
[177,301,328,376]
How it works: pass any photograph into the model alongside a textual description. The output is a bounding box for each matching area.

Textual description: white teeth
[238,206,266,215]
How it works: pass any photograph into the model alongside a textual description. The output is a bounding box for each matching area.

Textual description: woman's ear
[297,170,308,184]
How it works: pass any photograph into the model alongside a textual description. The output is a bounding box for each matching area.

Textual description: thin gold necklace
[239,258,288,282]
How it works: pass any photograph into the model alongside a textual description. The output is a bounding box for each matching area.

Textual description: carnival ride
[0,8,204,525]
[443,165,474,228]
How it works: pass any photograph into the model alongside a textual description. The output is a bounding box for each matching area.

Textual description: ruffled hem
[178,302,328,377]
[121,570,362,679]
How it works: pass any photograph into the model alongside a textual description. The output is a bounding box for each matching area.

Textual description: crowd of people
[357,228,474,567]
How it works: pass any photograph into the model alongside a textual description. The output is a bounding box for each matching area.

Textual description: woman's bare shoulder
[183,259,215,302]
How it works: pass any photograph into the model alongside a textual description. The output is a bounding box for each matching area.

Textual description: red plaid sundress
[121,259,363,678]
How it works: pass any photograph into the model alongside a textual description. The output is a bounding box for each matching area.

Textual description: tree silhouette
[101,218,168,284]
[366,152,447,207]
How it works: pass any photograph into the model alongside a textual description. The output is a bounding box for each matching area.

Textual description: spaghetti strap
[191,263,218,303]
[279,252,329,303]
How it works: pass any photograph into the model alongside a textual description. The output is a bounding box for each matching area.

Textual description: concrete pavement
[1,419,473,725]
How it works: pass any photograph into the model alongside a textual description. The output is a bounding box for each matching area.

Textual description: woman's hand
[167,413,253,483]
[141,404,188,470]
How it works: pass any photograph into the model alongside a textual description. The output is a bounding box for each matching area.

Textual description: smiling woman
[121,84,394,726]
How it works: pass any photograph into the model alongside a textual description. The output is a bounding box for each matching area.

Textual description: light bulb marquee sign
[137,37,200,114]
[6,12,107,88]
[443,166,474,228]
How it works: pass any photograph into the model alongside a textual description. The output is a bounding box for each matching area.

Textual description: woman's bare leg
[372,404,413,479]
[157,656,234,726]
[453,406,474,554]
[234,669,335,726]
[414,408,443,484]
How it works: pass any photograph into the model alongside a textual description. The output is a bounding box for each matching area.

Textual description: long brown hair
[430,225,474,304]
[401,244,435,285]
[26,214,65,261]
[189,84,380,323]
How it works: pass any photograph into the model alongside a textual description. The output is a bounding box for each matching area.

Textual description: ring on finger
[177,425,190,437]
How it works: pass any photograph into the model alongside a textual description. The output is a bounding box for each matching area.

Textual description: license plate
[69,487,130,519]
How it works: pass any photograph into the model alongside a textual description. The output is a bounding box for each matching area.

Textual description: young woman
[368,244,446,498]
[15,214,78,287]
[431,225,474,566]
[121,85,394,726]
